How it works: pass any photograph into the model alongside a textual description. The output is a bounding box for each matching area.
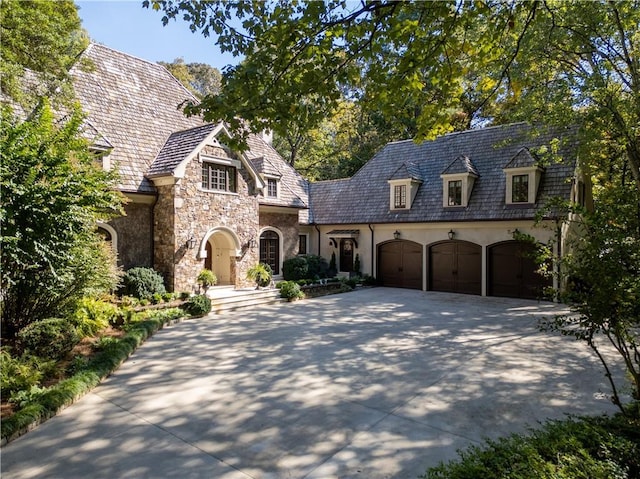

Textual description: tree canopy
[146,0,639,189]
[159,58,222,98]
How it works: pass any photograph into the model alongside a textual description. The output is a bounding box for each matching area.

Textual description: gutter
[314,224,321,256]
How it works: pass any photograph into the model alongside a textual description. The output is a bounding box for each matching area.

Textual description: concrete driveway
[1,288,620,479]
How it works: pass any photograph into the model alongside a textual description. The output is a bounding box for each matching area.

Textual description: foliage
[8,385,50,410]
[423,413,640,479]
[196,268,217,289]
[282,256,308,281]
[361,274,378,286]
[306,254,330,279]
[119,267,166,300]
[17,318,79,361]
[158,57,222,99]
[539,186,640,412]
[0,0,89,106]
[353,254,361,274]
[0,348,55,397]
[246,262,273,288]
[70,297,119,337]
[0,101,124,339]
[329,252,337,277]
[181,294,211,317]
[278,281,305,301]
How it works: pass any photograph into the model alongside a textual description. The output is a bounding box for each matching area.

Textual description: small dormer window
[267,178,278,198]
[447,180,462,206]
[394,184,407,208]
[512,174,529,203]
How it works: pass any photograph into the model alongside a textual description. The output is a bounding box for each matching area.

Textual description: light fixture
[393,230,401,240]
[511,228,520,239]
[186,236,197,249]
[247,238,256,249]
[448,229,455,240]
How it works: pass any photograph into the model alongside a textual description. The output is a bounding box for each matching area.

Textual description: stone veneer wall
[109,201,154,270]
[259,211,301,262]
[154,145,261,293]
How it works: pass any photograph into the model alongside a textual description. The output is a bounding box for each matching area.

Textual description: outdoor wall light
[511,228,520,238]
[393,230,401,240]
[448,229,455,240]
[247,238,256,249]
[186,236,197,249]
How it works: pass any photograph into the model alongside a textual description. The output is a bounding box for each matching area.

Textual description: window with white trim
[267,178,278,197]
[503,166,542,205]
[512,174,529,203]
[394,184,406,208]
[447,180,462,206]
[202,162,236,192]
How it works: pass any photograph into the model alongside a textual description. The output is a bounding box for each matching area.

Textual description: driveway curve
[1,288,620,479]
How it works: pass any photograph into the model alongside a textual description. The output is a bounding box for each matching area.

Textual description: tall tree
[159,58,222,98]
[0,0,89,106]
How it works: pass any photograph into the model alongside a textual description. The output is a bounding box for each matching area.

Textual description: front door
[260,230,280,275]
[339,239,354,272]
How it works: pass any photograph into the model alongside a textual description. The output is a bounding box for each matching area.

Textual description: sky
[75,0,239,71]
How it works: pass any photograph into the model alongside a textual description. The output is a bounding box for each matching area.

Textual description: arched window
[96,222,117,254]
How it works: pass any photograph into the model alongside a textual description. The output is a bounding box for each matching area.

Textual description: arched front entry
[377,240,423,290]
[429,240,481,295]
[488,241,552,300]
[199,227,242,286]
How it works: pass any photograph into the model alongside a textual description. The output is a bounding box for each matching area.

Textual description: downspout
[368,224,374,277]
[314,224,321,256]
[556,221,562,301]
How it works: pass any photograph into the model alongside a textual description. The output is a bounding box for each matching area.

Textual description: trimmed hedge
[119,267,166,300]
[18,318,79,361]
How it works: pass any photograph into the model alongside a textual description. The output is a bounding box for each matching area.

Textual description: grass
[0,309,185,444]
[422,410,640,479]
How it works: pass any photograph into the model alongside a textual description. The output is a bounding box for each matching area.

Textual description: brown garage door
[429,241,481,295]
[488,241,552,300]
[378,240,423,290]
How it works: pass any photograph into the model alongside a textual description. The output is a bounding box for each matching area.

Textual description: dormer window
[267,178,278,198]
[394,184,407,208]
[388,161,422,211]
[447,180,462,206]
[440,155,479,208]
[503,148,544,205]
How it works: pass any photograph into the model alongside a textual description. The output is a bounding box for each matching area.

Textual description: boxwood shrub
[18,318,79,361]
[120,267,166,300]
[181,294,212,317]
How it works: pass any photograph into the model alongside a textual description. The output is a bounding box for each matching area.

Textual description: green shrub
[162,292,175,302]
[306,254,330,278]
[8,385,49,410]
[181,295,212,317]
[18,319,79,360]
[247,262,273,288]
[70,297,118,337]
[279,281,305,301]
[283,256,308,280]
[197,269,217,289]
[423,414,640,479]
[362,274,377,286]
[119,267,166,300]
[344,278,357,289]
[179,291,190,300]
[145,307,186,322]
[150,292,164,304]
[0,349,54,397]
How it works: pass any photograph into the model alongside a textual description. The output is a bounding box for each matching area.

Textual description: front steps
[205,286,285,314]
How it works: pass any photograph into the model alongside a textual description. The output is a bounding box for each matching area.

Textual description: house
[70,44,588,300]
[70,44,308,292]
[302,123,590,299]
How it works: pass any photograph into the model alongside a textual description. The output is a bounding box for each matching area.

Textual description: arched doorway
[377,240,423,289]
[429,240,481,295]
[260,229,280,275]
[488,241,552,299]
[201,229,240,286]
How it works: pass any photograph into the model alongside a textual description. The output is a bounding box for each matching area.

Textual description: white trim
[96,222,118,254]
[503,166,543,205]
[440,172,477,207]
[198,226,242,258]
[388,178,422,210]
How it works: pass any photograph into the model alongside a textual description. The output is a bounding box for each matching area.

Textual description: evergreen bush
[182,294,212,317]
[119,267,166,300]
[17,318,79,360]
[279,281,305,301]
[282,256,308,280]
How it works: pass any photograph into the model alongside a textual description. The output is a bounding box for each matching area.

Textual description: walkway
[1,288,620,478]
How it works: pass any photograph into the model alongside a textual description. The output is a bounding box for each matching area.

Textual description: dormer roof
[441,155,479,176]
[388,161,423,181]
[504,147,540,169]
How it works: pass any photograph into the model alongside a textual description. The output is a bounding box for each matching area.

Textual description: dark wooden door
[488,241,552,299]
[429,241,481,295]
[260,230,280,274]
[378,240,422,290]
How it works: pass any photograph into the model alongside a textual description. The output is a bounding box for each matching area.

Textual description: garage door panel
[489,241,552,300]
[378,240,423,290]
[429,241,481,295]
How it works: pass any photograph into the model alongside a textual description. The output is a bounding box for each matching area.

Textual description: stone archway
[199,227,242,286]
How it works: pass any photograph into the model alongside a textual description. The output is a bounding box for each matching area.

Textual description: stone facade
[153,146,262,293]
[109,200,154,270]
[259,211,301,262]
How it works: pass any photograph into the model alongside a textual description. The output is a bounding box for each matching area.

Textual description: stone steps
[206,287,285,314]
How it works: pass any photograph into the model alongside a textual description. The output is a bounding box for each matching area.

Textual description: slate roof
[389,161,423,181]
[308,123,577,224]
[504,147,538,169]
[441,155,479,176]
[70,43,204,193]
[244,134,309,208]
